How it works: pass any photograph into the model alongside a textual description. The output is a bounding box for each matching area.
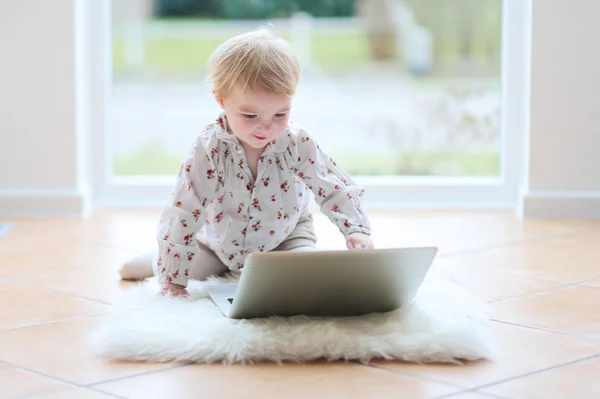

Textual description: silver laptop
[205,247,437,319]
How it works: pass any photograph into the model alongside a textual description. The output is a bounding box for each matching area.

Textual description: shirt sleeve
[291,126,371,237]
[156,135,221,287]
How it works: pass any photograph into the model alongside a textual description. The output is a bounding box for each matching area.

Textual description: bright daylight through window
[110,0,502,180]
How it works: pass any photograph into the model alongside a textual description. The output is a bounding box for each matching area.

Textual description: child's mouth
[253,134,268,141]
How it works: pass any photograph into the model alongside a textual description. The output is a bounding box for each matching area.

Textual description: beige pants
[120,213,317,282]
[187,212,317,280]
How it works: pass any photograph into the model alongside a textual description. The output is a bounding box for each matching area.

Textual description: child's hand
[160,283,188,297]
[346,233,374,250]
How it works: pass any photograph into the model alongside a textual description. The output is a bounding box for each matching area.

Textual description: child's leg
[186,241,230,281]
[119,241,229,282]
[272,212,317,252]
[121,211,316,280]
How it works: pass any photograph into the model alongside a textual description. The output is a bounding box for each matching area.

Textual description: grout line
[1,278,113,306]
[438,225,600,259]
[0,359,83,391]
[486,274,598,303]
[489,319,600,342]
[439,241,525,259]
[575,278,600,287]
[85,214,600,260]
[485,278,593,304]
[435,389,515,399]
[0,312,109,333]
[467,353,600,392]
[16,387,127,399]
[474,391,517,399]
[363,338,600,399]
[485,284,566,304]
[87,362,190,387]
[362,363,468,391]
[1,349,180,398]
[86,386,128,399]
[0,358,166,399]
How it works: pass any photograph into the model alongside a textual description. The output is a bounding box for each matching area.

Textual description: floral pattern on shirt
[156,113,371,286]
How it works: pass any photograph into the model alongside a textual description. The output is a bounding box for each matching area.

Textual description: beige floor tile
[488,285,600,339]
[3,210,600,398]
[444,393,505,399]
[88,210,162,251]
[433,257,564,302]
[95,362,460,399]
[4,210,600,255]
[0,245,138,280]
[0,281,109,331]
[0,224,92,256]
[0,235,58,257]
[372,321,600,390]
[25,268,141,305]
[583,278,600,287]
[0,209,160,252]
[483,355,600,399]
[542,228,600,246]
[0,362,70,398]
[293,211,600,255]
[0,316,171,385]
[376,212,600,252]
[6,210,594,269]
[437,241,600,284]
[28,387,120,399]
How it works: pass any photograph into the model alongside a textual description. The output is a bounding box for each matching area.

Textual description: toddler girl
[123,28,374,296]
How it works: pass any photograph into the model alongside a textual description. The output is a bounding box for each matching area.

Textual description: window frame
[91,0,531,210]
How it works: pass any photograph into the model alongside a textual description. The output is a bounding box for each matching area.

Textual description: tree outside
[111,0,502,178]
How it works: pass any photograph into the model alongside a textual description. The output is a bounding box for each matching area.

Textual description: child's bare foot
[119,252,156,280]
[160,283,188,297]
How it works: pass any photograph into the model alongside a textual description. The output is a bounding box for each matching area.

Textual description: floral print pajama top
[157,113,371,286]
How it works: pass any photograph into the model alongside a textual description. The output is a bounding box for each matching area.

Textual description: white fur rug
[92,271,494,364]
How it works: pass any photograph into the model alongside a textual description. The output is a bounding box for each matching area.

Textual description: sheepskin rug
[92,271,494,365]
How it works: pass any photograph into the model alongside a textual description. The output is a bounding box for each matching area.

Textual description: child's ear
[213,91,225,109]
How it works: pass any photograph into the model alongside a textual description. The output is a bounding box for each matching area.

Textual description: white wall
[0,1,598,218]
[520,0,600,217]
[0,0,90,216]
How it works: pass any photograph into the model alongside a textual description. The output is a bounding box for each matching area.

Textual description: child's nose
[260,122,274,133]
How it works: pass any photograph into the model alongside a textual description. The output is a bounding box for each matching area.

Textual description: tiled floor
[1,209,600,398]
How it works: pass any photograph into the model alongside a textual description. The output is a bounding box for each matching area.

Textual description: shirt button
[236,148,243,155]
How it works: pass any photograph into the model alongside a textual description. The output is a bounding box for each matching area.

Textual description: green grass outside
[112,3,502,177]
[113,30,500,77]
[112,31,371,77]
[330,148,499,177]
[407,0,502,59]
[113,144,499,177]
[112,1,502,77]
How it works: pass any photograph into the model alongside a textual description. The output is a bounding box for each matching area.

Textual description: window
[92,0,529,209]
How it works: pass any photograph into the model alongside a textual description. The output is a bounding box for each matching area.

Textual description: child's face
[216,85,293,151]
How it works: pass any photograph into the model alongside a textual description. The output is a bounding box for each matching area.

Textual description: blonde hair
[208,28,301,97]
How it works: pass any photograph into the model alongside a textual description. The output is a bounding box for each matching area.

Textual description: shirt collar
[214,112,292,155]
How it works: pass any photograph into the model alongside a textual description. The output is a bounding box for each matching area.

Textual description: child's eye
[243,114,257,120]
[274,113,287,118]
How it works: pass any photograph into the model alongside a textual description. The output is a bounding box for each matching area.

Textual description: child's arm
[156,135,220,288]
[292,126,371,240]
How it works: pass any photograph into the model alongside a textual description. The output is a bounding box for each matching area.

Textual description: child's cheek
[247,121,261,136]
[231,117,254,134]
[242,118,257,129]
[276,116,290,132]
